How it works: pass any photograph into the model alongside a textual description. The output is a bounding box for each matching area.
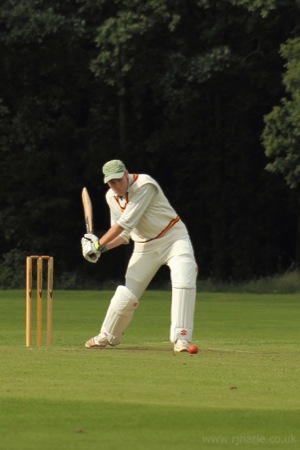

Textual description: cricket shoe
[85,335,109,349]
[174,339,190,352]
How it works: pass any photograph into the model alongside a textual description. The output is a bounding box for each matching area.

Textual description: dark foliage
[0,0,299,287]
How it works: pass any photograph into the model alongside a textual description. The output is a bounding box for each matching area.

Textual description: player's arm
[99,184,156,246]
[99,223,126,249]
[117,184,157,231]
[82,184,156,263]
[81,224,126,264]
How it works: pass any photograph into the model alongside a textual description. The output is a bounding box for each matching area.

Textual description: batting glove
[81,234,107,264]
[81,236,100,263]
[84,233,107,254]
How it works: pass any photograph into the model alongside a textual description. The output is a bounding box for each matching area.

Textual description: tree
[87,0,299,280]
[0,0,96,284]
[0,0,299,286]
[262,37,300,266]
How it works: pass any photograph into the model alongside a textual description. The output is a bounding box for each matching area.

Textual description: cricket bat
[81,187,94,234]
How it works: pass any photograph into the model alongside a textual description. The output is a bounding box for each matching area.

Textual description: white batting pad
[100,285,139,345]
[170,287,196,343]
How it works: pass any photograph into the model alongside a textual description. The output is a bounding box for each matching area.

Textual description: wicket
[25,255,54,347]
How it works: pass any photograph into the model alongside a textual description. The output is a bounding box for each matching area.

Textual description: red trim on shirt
[142,215,181,243]
[113,174,139,212]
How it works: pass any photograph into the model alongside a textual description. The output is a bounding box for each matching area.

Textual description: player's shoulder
[105,188,115,201]
[134,173,157,186]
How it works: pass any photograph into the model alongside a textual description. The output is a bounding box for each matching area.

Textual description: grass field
[0,289,299,450]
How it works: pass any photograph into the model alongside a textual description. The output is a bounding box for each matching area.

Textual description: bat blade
[81,187,94,234]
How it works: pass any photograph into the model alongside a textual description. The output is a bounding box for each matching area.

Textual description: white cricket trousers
[125,234,198,342]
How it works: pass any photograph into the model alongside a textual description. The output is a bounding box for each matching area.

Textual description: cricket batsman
[81,159,198,352]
